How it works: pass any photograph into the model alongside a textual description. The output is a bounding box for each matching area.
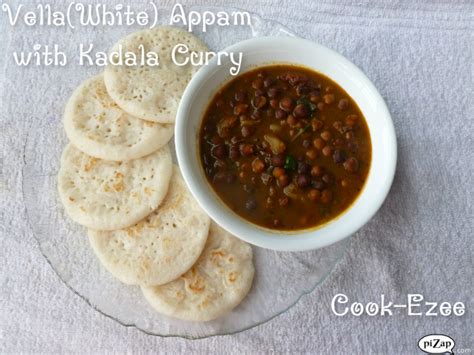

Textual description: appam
[64,74,173,161]
[88,166,210,286]
[58,144,172,230]
[141,223,254,321]
[104,26,209,123]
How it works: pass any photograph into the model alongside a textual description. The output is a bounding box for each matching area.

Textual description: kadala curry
[199,65,371,230]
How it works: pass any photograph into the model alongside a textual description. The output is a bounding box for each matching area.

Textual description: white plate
[22,6,349,339]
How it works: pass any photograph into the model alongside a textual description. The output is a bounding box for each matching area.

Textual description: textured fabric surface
[1,0,472,353]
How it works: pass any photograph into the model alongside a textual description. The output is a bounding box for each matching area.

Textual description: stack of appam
[57,27,254,322]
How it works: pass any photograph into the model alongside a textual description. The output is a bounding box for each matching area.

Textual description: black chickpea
[245,199,257,210]
[312,180,325,190]
[345,114,358,127]
[312,119,324,131]
[333,149,345,164]
[263,77,275,87]
[272,167,285,178]
[296,174,311,188]
[333,120,343,132]
[321,130,332,141]
[241,125,253,138]
[252,78,263,89]
[278,174,290,187]
[313,138,326,150]
[293,104,311,118]
[235,91,246,102]
[234,104,248,115]
[252,158,265,173]
[308,189,321,202]
[338,98,349,110]
[311,165,324,177]
[254,89,265,97]
[253,96,268,109]
[322,173,333,185]
[229,145,240,160]
[306,149,317,160]
[309,93,320,103]
[287,115,297,126]
[279,97,295,112]
[275,108,287,120]
[240,143,254,156]
[322,146,333,157]
[211,144,226,159]
[323,94,335,104]
[321,189,333,204]
[297,162,311,174]
[343,157,359,172]
[271,155,285,167]
[334,138,344,147]
[268,86,280,98]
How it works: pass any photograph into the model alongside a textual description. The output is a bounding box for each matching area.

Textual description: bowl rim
[175,36,397,252]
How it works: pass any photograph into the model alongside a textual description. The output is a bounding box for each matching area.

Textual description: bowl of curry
[175,36,396,251]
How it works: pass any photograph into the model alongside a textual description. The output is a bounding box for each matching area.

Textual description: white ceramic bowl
[175,36,397,252]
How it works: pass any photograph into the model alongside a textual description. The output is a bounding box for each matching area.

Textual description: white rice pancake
[104,26,208,123]
[58,144,172,230]
[88,166,210,286]
[64,74,173,161]
[141,223,254,321]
